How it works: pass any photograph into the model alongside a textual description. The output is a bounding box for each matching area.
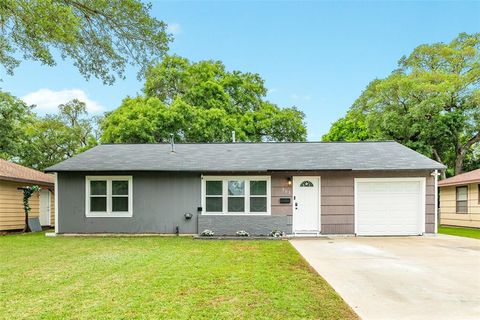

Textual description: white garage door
[355,178,425,236]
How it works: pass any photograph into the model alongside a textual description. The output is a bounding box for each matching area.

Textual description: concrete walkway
[290,235,480,320]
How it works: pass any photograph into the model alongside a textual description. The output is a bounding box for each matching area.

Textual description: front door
[293,176,320,233]
[39,190,51,226]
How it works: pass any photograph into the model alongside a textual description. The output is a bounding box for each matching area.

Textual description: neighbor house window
[86,176,133,217]
[456,186,468,214]
[203,176,270,215]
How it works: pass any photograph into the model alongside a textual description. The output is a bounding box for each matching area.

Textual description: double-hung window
[86,176,133,217]
[203,176,270,215]
[456,186,468,214]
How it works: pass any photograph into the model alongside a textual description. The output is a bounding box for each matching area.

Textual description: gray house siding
[57,172,201,234]
[57,170,435,235]
[270,170,435,235]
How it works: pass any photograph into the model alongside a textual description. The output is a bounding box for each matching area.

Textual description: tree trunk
[432,148,446,179]
[455,152,465,175]
[23,209,30,233]
[455,132,480,175]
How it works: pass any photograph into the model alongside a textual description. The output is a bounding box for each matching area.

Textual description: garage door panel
[355,179,425,236]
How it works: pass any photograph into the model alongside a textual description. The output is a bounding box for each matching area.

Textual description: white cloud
[167,23,182,35]
[22,88,104,114]
[267,88,278,94]
[291,93,311,101]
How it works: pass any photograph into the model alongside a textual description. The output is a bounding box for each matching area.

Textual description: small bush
[236,230,250,237]
[201,229,215,237]
[269,230,285,238]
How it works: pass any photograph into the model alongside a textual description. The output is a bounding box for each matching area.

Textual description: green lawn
[0,233,357,319]
[438,226,480,239]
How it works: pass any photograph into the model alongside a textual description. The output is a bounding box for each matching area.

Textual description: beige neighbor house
[439,168,480,228]
[0,159,55,231]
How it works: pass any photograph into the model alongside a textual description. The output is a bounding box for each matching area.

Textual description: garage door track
[290,235,480,320]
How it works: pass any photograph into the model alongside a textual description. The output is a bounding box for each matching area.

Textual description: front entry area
[292,176,320,234]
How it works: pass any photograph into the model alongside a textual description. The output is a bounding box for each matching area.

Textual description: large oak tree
[0,0,170,84]
[323,33,480,176]
[101,55,307,143]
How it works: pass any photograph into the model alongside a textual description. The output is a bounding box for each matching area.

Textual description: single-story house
[0,159,55,231]
[438,168,480,228]
[45,142,445,236]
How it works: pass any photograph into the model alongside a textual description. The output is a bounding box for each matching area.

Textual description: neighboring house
[45,142,445,236]
[438,168,480,228]
[0,159,55,231]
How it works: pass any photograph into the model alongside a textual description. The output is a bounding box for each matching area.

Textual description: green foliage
[0,91,34,159]
[19,99,97,170]
[322,111,374,142]
[324,33,480,174]
[102,55,307,143]
[20,185,40,232]
[0,234,358,319]
[0,0,171,84]
[438,226,480,239]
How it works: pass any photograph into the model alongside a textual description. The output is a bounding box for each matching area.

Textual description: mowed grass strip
[0,233,357,319]
[438,226,480,239]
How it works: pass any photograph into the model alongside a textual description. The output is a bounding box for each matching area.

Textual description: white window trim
[85,176,133,218]
[201,175,271,215]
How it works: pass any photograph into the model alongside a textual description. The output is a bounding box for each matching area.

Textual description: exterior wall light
[287,177,292,186]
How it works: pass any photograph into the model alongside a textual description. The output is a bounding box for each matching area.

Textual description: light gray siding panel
[321,214,354,224]
[58,172,201,234]
[322,224,354,234]
[322,205,355,215]
[322,196,354,206]
[321,186,354,196]
[198,215,292,235]
[271,205,293,216]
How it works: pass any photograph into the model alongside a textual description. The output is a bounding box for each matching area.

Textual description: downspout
[434,169,438,234]
[54,173,59,234]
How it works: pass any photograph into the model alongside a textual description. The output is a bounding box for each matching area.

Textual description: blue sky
[1,1,479,140]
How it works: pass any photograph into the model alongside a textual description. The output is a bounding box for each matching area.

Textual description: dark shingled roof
[44,142,445,173]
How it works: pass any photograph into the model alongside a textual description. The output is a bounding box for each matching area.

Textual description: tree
[323,33,480,175]
[19,99,97,170]
[322,111,374,142]
[0,0,171,84]
[0,90,34,160]
[19,185,40,232]
[101,56,307,143]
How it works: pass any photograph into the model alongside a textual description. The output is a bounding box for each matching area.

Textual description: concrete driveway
[290,235,480,320]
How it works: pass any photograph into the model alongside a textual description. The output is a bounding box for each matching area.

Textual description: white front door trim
[292,176,321,234]
[354,177,426,236]
[39,189,51,226]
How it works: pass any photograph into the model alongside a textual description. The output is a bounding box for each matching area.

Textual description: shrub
[269,230,285,238]
[200,229,215,237]
[236,230,250,237]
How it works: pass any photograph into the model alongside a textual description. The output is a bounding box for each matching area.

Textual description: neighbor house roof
[45,141,445,173]
[438,168,480,187]
[0,159,54,186]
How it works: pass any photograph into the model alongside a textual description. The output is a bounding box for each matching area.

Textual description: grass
[0,233,357,319]
[438,226,480,239]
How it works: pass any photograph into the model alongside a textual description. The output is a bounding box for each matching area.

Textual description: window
[300,180,314,187]
[86,176,133,217]
[456,186,468,214]
[206,181,222,212]
[478,185,480,205]
[202,176,270,215]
